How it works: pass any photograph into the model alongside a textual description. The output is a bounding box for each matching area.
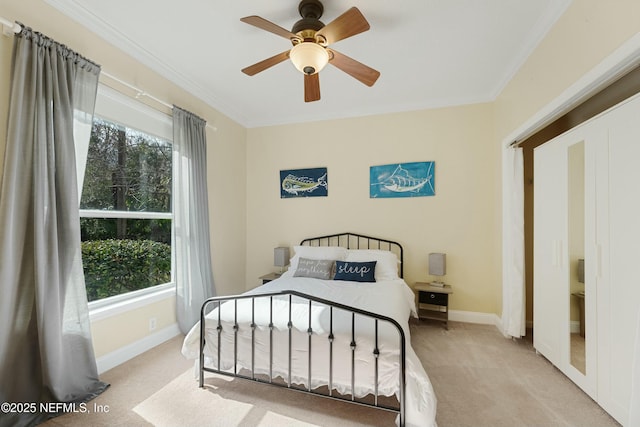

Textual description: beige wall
[91,297,176,358]
[246,105,502,315]
[0,0,247,359]
[495,0,640,143]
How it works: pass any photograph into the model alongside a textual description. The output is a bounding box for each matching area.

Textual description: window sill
[89,283,175,322]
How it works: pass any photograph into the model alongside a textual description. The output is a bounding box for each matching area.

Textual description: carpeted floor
[42,321,620,427]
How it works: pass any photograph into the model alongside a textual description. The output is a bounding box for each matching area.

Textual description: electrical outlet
[149,317,157,331]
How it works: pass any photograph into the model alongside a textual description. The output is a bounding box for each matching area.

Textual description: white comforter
[182,273,437,427]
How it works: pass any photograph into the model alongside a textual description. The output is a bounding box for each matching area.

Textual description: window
[80,86,173,302]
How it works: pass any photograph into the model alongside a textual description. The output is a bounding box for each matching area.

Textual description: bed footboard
[199,290,406,426]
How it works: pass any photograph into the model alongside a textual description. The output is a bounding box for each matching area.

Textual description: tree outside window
[80,117,172,301]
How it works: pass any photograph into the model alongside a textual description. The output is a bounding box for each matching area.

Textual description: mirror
[568,142,585,374]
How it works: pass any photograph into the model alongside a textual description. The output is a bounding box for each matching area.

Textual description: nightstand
[259,272,282,284]
[414,282,453,329]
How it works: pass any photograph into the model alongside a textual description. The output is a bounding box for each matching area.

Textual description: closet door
[534,128,598,399]
[533,140,567,367]
[596,94,640,424]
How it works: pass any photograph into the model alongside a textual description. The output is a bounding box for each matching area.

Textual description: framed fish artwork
[370,161,435,198]
[280,167,328,198]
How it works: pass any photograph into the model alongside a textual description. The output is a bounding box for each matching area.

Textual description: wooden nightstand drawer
[419,291,448,306]
[414,282,453,329]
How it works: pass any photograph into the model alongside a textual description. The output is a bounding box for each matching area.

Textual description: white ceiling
[47,0,571,128]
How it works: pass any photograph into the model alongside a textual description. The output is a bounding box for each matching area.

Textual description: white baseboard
[96,323,181,374]
[449,310,502,328]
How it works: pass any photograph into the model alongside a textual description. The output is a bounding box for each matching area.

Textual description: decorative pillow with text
[345,249,399,281]
[333,260,377,283]
[293,258,335,280]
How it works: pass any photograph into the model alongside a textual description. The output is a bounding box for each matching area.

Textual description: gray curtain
[0,25,108,426]
[173,106,215,334]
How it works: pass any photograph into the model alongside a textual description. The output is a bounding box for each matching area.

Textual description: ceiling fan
[240,0,380,102]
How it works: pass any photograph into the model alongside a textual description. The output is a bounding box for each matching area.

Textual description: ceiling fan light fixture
[289,42,329,75]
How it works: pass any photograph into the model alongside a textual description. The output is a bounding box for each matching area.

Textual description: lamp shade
[289,42,329,75]
[429,253,446,277]
[274,247,290,268]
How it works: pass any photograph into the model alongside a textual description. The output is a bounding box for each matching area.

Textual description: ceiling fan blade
[304,73,321,102]
[328,49,380,87]
[242,51,290,76]
[316,7,370,45]
[240,16,301,42]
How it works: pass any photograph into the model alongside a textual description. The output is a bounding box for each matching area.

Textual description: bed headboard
[300,232,404,278]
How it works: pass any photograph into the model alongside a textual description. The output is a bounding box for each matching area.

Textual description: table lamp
[274,247,290,274]
[429,253,446,286]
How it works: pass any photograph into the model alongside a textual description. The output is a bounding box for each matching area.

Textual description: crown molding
[45,0,250,127]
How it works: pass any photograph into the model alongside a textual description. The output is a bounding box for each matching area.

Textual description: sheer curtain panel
[0,24,108,427]
[173,106,216,334]
[501,146,526,338]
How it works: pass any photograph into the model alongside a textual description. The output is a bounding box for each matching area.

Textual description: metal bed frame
[198,232,406,425]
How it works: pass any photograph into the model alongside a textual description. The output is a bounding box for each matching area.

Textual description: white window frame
[82,84,175,313]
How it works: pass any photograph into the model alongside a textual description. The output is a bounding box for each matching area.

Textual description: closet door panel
[597,96,640,424]
[533,141,566,366]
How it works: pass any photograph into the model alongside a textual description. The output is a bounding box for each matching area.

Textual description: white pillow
[345,249,400,281]
[289,245,348,272]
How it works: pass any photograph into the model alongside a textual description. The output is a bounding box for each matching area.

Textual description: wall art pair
[279,161,435,199]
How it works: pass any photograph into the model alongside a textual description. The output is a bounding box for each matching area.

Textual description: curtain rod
[0,16,217,132]
[100,72,217,132]
[0,16,21,35]
[102,71,173,110]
